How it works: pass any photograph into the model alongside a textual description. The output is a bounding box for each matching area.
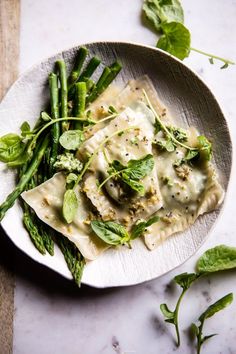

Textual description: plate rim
[0,40,233,288]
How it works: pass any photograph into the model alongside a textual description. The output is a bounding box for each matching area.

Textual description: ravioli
[21,75,224,261]
[80,102,163,227]
[21,173,108,260]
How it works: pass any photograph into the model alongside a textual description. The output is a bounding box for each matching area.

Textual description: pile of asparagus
[0,46,122,286]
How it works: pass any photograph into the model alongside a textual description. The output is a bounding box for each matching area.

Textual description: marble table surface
[12,0,236,353]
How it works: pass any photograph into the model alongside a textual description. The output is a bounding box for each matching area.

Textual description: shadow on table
[0,225,124,298]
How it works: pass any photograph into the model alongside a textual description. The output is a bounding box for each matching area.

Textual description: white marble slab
[13,0,236,353]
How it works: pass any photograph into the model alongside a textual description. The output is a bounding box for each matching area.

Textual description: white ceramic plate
[0,42,232,288]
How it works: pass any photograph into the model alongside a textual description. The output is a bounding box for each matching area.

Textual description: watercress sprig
[143,0,234,67]
[160,245,236,347]
[192,293,233,354]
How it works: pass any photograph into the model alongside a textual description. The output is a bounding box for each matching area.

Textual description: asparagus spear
[73,82,87,130]
[31,174,54,255]
[0,135,49,221]
[22,201,46,255]
[68,46,88,88]
[78,56,101,82]
[87,61,122,103]
[48,73,60,176]
[56,60,68,131]
[68,56,101,99]
[58,235,85,286]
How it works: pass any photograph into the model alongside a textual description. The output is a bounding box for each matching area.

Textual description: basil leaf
[174,272,198,290]
[91,220,130,246]
[199,293,233,322]
[197,245,236,274]
[197,135,212,161]
[7,153,29,168]
[126,154,154,180]
[122,174,145,195]
[107,155,154,195]
[157,21,191,60]
[62,189,78,224]
[143,0,184,32]
[0,133,25,163]
[131,216,159,239]
[59,130,84,150]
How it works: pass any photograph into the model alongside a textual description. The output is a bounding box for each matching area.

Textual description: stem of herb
[174,288,187,347]
[98,169,126,190]
[190,47,235,67]
[143,89,198,151]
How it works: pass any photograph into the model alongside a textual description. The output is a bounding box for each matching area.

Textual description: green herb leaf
[197,245,236,274]
[131,216,159,239]
[62,189,78,224]
[40,111,52,122]
[174,272,199,289]
[155,139,175,152]
[122,174,145,195]
[157,21,191,60]
[126,154,154,180]
[105,154,154,195]
[160,303,175,321]
[197,135,212,161]
[59,130,84,150]
[0,133,25,163]
[20,121,31,137]
[143,0,184,32]
[108,105,118,114]
[66,173,78,189]
[91,220,130,246]
[193,293,233,354]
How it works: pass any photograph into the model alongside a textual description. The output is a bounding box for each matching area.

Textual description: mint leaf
[91,220,130,246]
[157,21,191,60]
[143,0,184,32]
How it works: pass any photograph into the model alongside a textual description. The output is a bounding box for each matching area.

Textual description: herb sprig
[160,245,236,347]
[90,217,159,246]
[192,293,233,354]
[143,0,234,68]
[98,154,154,195]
